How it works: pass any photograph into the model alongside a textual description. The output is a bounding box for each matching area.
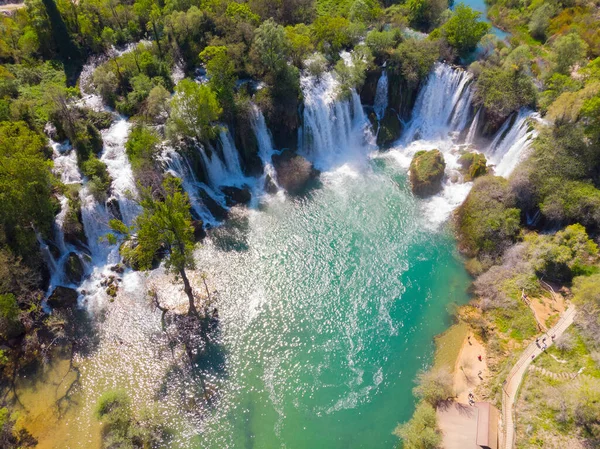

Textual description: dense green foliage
[95,390,169,448]
[394,402,442,449]
[456,176,521,260]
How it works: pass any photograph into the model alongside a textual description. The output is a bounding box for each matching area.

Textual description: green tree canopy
[442,4,491,56]
[167,78,222,142]
[0,121,55,255]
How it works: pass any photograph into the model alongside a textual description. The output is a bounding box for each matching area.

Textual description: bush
[456,176,522,259]
[552,33,588,75]
[394,402,442,449]
[572,273,600,351]
[82,156,111,202]
[525,224,598,283]
[413,367,454,406]
[391,39,440,88]
[441,4,491,57]
[474,66,537,126]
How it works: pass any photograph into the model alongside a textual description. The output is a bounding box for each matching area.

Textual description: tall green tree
[109,177,199,316]
[0,121,55,256]
[167,78,222,142]
[442,4,490,57]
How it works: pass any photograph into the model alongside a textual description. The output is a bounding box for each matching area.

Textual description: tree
[95,390,168,448]
[251,18,289,75]
[394,402,442,449]
[167,78,222,142]
[442,4,490,57]
[109,177,199,316]
[406,0,447,31]
[199,45,236,112]
[0,121,55,255]
[526,224,598,282]
[529,3,554,41]
[552,33,588,75]
[572,273,600,350]
[143,84,170,122]
[474,66,537,125]
[392,39,440,88]
[456,176,522,259]
[413,368,454,406]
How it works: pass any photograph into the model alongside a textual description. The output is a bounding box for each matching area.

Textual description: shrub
[456,176,521,259]
[441,4,491,57]
[525,224,598,283]
[413,368,454,406]
[394,402,442,449]
[474,66,537,126]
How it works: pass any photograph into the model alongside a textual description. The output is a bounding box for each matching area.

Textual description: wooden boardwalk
[501,305,576,449]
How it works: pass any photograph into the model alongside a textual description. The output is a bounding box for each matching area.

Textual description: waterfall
[485,109,539,178]
[196,128,245,188]
[299,71,374,170]
[374,71,388,121]
[219,128,245,183]
[465,108,482,145]
[402,63,473,143]
[100,118,141,226]
[250,104,282,194]
[160,147,220,226]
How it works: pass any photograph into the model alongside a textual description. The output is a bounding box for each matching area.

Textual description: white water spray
[485,109,539,178]
[374,71,388,121]
[402,63,473,143]
[299,71,374,170]
[250,104,282,195]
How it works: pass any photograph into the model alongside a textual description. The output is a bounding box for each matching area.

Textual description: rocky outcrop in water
[409,150,446,197]
[376,110,402,148]
[272,150,319,195]
[65,252,84,284]
[459,152,488,181]
[47,286,78,309]
[222,186,252,206]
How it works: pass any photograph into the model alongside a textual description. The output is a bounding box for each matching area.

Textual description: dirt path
[453,333,489,403]
[501,305,576,449]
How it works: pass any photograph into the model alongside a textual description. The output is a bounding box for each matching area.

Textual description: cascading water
[485,109,539,178]
[160,147,220,226]
[384,63,476,226]
[197,127,246,189]
[100,118,140,226]
[299,71,374,170]
[250,104,282,194]
[402,62,473,143]
[373,71,388,121]
[465,108,482,145]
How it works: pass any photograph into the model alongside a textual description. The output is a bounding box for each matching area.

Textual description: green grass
[537,328,600,377]
[491,303,538,342]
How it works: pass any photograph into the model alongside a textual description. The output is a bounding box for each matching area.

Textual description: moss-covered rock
[376,110,403,148]
[64,252,84,284]
[272,150,320,196]
[458,152,488,181]
[409,149,446,196]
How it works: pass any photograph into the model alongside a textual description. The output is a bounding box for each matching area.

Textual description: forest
[1,0,600,447]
